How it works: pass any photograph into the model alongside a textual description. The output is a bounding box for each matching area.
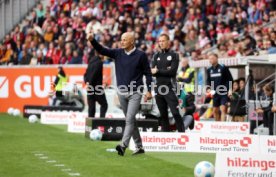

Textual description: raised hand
[86,32,94,41]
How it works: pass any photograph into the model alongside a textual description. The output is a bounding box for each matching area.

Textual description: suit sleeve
[142,53,153,92]
[151,53,158,76]
[151,53,158,68]
[224,66,233,89]
[157,53,179,77]
[90,38,118,59]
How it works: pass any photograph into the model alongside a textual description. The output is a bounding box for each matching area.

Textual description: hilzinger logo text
[142,135,189,145]
[227,157,276,171]
[200,137,252,147]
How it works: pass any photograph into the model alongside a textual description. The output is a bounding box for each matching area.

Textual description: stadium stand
[0,0,41,40]
[0,0,275,65]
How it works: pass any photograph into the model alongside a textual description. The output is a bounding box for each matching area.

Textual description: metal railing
[0,0,40,41]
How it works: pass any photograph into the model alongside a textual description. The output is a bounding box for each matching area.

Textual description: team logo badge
[157,57,160,61]
[167,56,172,61]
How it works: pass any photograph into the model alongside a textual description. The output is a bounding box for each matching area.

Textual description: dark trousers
[87,94,108,118]
[250,120,263,134]
[263,110,274,135]
[52,91,63,106]
[155,88,184,132]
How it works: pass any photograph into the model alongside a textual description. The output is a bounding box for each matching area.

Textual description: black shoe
[132,147,145,155]
[189,118,195,130]
[115,144,126,156]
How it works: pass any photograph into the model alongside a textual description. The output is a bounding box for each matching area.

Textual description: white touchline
[55,164,65,167]
[68,173,81,176]
[33,152,81,176]
[34,153,44,156]
[46,160,57,163]
[39,156,49,159]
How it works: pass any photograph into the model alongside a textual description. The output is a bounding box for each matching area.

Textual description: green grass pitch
[0,113,215,177]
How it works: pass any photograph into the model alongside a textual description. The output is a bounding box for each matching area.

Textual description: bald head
[122,32,135,41]
[121,32,135,51]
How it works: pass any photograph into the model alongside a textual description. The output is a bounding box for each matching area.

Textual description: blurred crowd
[0,0,276,65]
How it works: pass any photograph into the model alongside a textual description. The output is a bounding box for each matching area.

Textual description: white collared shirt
[124,47,136,55]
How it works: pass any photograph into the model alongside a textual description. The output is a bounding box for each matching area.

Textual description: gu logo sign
[0,77,9,98]
[0,66,97,112]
